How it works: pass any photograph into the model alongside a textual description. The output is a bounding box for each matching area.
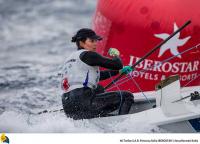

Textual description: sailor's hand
[120,66,133,75]
[108,48,120,57]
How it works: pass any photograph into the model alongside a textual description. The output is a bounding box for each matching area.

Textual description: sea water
[0,0,164,133]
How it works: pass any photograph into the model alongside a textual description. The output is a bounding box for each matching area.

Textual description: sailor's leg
[118,91,134,115]
[91,91,134,115]
[62,87,94,120]
[62,91,80,119]
[62,87,112,119]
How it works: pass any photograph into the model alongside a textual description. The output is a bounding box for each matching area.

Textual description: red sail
[93,0,200,92]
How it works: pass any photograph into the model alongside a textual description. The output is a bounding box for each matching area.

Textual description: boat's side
[138,76,200,133]
[90,100,200,133]
[129,85,200,115]
[159,117,200,133]
[141,105,200,132]
[91,77,200,133]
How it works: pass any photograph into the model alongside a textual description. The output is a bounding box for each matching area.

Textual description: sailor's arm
[79,51,123,70]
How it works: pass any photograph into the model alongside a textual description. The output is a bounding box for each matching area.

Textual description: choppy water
[0,0,165,133]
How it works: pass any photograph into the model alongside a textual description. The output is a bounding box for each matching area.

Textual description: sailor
[61,28,134,120]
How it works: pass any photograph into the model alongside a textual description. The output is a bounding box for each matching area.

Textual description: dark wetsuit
[62,50,134,120]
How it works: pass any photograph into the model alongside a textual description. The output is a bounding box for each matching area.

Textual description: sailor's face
[80,38,97,52]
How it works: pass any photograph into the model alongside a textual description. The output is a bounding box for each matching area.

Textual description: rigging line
[108,70,152,105]
[107,43,200,90]
[183,74,200,87]
[105,20,191,90]
[120,42,200,86]
[107,42,200,91]
[108,72,123,114]
[128,73,152,105]
[106,52,124,114]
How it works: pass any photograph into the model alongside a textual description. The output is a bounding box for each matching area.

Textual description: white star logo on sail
[154,23,191,58]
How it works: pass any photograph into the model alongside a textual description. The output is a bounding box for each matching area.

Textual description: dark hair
[75,38,87,49]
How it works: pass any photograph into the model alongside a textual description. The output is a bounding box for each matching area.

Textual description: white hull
[91,76,200,133]
[91,105,200,133]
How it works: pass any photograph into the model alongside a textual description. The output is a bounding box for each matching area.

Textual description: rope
[128,74,152,104]
[107,43,200,91]
[183,74,200,87]
[108,72,123,114]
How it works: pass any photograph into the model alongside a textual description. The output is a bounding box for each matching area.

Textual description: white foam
[0,110,161,133]
[0,111,102,133]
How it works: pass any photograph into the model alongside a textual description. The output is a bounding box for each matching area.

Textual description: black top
[79,51,123,81]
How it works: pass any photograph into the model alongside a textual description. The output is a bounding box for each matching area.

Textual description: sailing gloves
[120,66,133,75]
[108,48,120,57]
[108,48,133,74]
